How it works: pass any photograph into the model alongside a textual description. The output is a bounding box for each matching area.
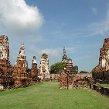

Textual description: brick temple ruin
[12,43,29,87]
[0,35,104,90]
[60,47,92,89]
[0,35,38,89]
[94,38,109,82]
[0,35,13,88]
[60,47,74,89]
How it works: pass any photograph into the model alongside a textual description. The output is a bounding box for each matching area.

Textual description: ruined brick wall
[60,71,92,89]
[59,71,73,89]
[60,72,67,88]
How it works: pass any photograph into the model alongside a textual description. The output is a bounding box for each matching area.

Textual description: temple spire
[62,46,67,61]
[63,46,66,55]
[32,56,37,64]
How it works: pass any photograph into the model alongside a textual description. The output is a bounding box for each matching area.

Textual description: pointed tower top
[32,56,37,64]
[63,46,66,55]
[62,46,67,61]
[17,43,26,60]
[20,43,24,50]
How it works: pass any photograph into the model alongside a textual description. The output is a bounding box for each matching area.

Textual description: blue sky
[0,0,109,71]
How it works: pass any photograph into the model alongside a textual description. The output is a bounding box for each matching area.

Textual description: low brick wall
[93,84,109,96]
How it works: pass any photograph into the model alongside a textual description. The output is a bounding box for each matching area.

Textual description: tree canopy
[73,66,78,74]
[50,62,66,74]
[79,71,89,73]
[90,67,96,74]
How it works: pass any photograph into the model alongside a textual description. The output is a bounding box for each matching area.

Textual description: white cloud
[36,48,62,57]
[34,47,75,57]
[0,0,43,35]
[26,47,63,67]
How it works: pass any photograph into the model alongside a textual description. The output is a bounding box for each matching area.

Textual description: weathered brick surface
[31,56,38,83]
[12,44,30,87]
[0,36,40,89]
[94,38,109,81]
[0,35,13,88]
[60,73,93,89]
[60,73,73,89]
[13,60,28,87]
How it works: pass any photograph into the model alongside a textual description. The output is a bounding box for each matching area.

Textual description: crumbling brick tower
[12,44,28,87]
[95,38,109,81]
[99,38,109,71]
[0,35,10,71]
[60,47,73,89]
[31,56,38,83]
[0,35,13,88]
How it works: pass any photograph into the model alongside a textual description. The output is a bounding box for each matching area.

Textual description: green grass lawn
[0,82,109,109]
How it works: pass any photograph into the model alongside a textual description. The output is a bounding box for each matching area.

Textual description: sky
[0,0,109,71]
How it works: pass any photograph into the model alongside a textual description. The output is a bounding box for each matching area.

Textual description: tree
[79,71,89,73]
[50,62,66,74]
[90,67,96,74]
[73,66,78,74]
[90,66,97,79]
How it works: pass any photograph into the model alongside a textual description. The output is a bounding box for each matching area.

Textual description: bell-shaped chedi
[31,56,38,82]
[39,53,50,79]
[12,43,28,87]
[94,38,109,81]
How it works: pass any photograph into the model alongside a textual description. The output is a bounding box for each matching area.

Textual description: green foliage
[73,66,78,74]
[0,82,109,109]
[90,67,96,74]
[90,67,97,78]
[50,62,66,74]
[79,71,89,73]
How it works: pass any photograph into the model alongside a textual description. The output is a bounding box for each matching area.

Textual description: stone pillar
[31,56,38,83]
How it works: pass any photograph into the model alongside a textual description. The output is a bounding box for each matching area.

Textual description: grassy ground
[0,82,109,109]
